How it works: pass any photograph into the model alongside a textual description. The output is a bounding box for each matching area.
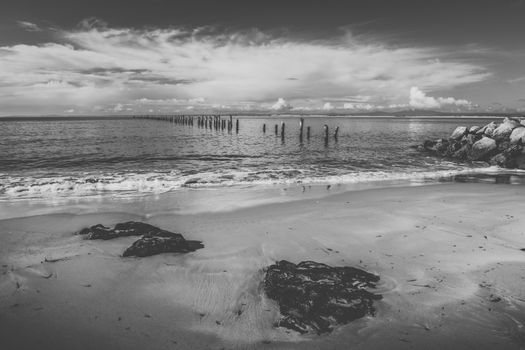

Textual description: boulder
[470,137,497,161]
[264,260,382,334]
[489,145,524,168]
[79,224,119,240]
[477,122,497,136]
[113,221,164,236]
[502,117,522,128]
[492,122,514,142]
[465,133,481,146]
[122,231,204,257]
[450,126,468,140]
[423,138,449,154]
[79,221,163,240]
[78,221,204,257]
[509,127,525,145]
[469,126,481,134]
[453,144,471,160]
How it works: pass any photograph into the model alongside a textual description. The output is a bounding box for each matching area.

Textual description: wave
[1,165,520,200]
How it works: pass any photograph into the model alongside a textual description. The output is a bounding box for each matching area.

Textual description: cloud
[322,102,334,110]
[271,98,292,111]
[343,103,374,110]
[0,21,490,114]
[408,87,471,109]
[113,103,124,112]
[16,21,42,32]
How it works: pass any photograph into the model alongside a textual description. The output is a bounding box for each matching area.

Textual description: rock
[78,221,204,257]
[450,126,468,140]
[423,138,449,154]
[122,231,204,257]
[264,260,382,335]
[477,122,497,136]
[503,117,522,129]
[509,127,525,145]
[489,145,524,168]
[79,221,167,240]
[113,221,164,236]
[470,137,497,161]
[78,224,118,240]
[469,126,481,134]
[465,133,481,146]
[492,122,514,142]
[453,143,471,160]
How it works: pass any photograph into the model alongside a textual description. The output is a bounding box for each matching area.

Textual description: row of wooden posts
[263,118,340,141]
[134,114,239,133]
[133,115,340,141]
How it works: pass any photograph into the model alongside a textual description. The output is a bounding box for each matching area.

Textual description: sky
[0,0,524,115]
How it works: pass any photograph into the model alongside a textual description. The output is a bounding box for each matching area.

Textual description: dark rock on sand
[78,224,118,240]
[122,231,203,257]
[264,260,382,335]
[79,221,167,240]
[78,221,204,257]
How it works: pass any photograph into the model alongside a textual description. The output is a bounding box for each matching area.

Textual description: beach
[1,182,525,349]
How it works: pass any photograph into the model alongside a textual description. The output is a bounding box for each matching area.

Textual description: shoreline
[1,182,525,349]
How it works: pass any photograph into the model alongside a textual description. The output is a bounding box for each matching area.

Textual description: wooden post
[263,124,266,133]
[281,122,285,139]
[307,126,311,139]
[235,119,239,133]
[299,118,304,139]
[324,125,329,145]
[274,124,278,135]
[334,126,339,140]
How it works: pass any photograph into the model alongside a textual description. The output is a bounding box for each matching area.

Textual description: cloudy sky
[1,0,524,115]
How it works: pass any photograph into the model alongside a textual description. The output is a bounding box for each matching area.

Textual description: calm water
[0,116,520,199]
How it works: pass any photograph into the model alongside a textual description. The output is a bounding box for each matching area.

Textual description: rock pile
[264,260,382,334]
[421,117,525,169]
[78,221,203,257]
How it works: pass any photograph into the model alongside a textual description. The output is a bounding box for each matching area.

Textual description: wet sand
[1,183,525,349]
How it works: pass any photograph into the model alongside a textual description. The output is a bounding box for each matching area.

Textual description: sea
[1,115,524,201]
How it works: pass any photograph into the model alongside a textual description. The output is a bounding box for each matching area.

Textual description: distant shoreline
[0,113,516,121]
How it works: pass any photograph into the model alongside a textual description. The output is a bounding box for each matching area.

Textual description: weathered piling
[299,118,304,141]
[334,126,339,141]
[307,126,311,139]
[281,122,285,139]
[235,119,239,133]
[275,124,278,135]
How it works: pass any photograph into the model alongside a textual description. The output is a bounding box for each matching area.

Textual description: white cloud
[16,21,42,32]
[322,102,334,110]
[408,86,471,109]
[0,22,489,114]
[113,103,124,112]
[271,98,292,111]
[343,102,374,110]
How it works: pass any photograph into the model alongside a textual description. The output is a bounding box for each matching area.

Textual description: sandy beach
[1,182,525,349]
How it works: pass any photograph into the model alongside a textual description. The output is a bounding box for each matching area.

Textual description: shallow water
[2,115,522,200]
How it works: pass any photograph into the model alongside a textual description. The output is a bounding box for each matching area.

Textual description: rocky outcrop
[264,260,382,335]
[78,221,164,240]
[78,221,203,257]
[122,231,204,257]
[421,117,525,169]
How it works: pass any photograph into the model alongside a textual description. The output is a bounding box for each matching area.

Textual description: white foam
[0,166,520,200]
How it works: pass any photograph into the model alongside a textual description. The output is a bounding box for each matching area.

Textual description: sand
[1,182,525,349]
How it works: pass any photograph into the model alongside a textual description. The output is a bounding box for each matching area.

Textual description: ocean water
[0,116,523,200]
